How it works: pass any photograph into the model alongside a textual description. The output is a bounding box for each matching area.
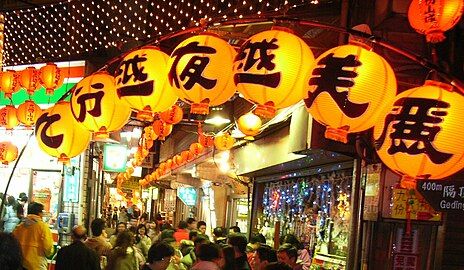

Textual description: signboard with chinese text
[390,188,441,221]
[31,170,62,225]
[177,187,197,206]
[164,189,176,212]
[417,180,464,212]
[392,228,420,270]
[363,164,381,221]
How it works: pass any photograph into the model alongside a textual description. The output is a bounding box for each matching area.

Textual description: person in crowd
[160,227,176,241]
[112,207,119,228]
[12,202,54,270]
[228,234,251,270]
[254,246,277,270]
[247,233,267,268]
[181,234,209,269]
[213,227,228,245]
[55,225,100,270]
[155,213,165,227]
[221,245,237,270]
[276,244,302,270]
[17,193,28,217]
[191,242,222,270]
[110,222,128,246]
[229,226,241,235]
[142,241,175,270]
[2,196,20,233]
[132,205,141,220]
[179,230,197,256]
[263,262,292,270]
[106,231,144,270]
[147,221,161,243]
[280,234,310,270]
[106,205,113,228]
[139,212,149,225]
[85,218,112,258]
[119,207,129,224]
[197,220,207,235]
[0,232,23,270]
[162,237,187,270]
[135,224,152,258]
[173,220,190,243]
[186,217,197,231]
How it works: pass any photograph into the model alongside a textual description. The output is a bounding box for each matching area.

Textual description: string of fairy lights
[2,0,324,66]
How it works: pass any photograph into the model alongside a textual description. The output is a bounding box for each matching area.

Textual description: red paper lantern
[189,143,205,156]
[198,132,214,148]
[159,105,183,124]
[0,70,20,99]
[39,63,64,95]
[214,132,235,151]
[152,120,173,140]
[19,67,40,95]
[408,0,464,43]
[0,105,19,130]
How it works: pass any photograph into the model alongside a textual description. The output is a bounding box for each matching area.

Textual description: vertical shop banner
[363,164,381,221]
[31,170,62,223]
[164,189,177,212]
[393,228,420,270]
[63,165,80,203]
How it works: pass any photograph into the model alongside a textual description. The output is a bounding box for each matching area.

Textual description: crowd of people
[0,200,311,270]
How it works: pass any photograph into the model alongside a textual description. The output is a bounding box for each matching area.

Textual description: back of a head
[229,226,241,233]
[72,225,87,241]
[0,232,22,270]
[115,231,134,248]
[213,227,226,238]
[221,245,236,266]
[264,262,292,270]
[277,244,298,261]
[90,218,106,237]
[160,229,175,240]
[256,245,277,263]
[7,196,15,206]
[178,220,188,229]
[186,217,196,225]
[197,242,221,261]
[281,234,303,250]
[189,230,198,240]
[250,233,267,245]
[194,235,210,247]
[228,234,248,254]
[28,202,44,216]
[147,241,175,263]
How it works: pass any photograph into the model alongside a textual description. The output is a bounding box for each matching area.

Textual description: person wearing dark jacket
[55,225,101,270]
[228,234,251,270]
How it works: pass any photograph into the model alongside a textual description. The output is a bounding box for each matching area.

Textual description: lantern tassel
[426,30,446,44]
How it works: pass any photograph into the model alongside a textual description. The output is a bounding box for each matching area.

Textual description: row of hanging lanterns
[3,0,462,189]
[0,63,64,98]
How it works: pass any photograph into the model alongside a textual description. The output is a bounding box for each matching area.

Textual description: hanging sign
[390,188,441,221]
[177,187,197,206]
[363,164,381,221]
[417,180,464,213]
[103,144,127,172]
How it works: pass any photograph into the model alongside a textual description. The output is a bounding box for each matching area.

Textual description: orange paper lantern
[16,100,42,128]
[237,112,262,140]
[152,120,173,140]
[35,101,91,163]
[115,46,178,121]
[166,159,173,170]
[181,150,190,162]
[19,67,41,95]
[189,142,205,156]
[374,81,464,189]
[0,141,18,165]
[0,105,19,130]
[198,132,214,148]
[158,162,167,174]
[408,0,464,43]
[160,105,183,124]
[71,72,131,139]
[167,34,236,115]
[39,63,64,95]
[233,29,315,118]
[173,154,184,166]
[214,132,235,151]
[0,70,20,99]
[304,44,397,143]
